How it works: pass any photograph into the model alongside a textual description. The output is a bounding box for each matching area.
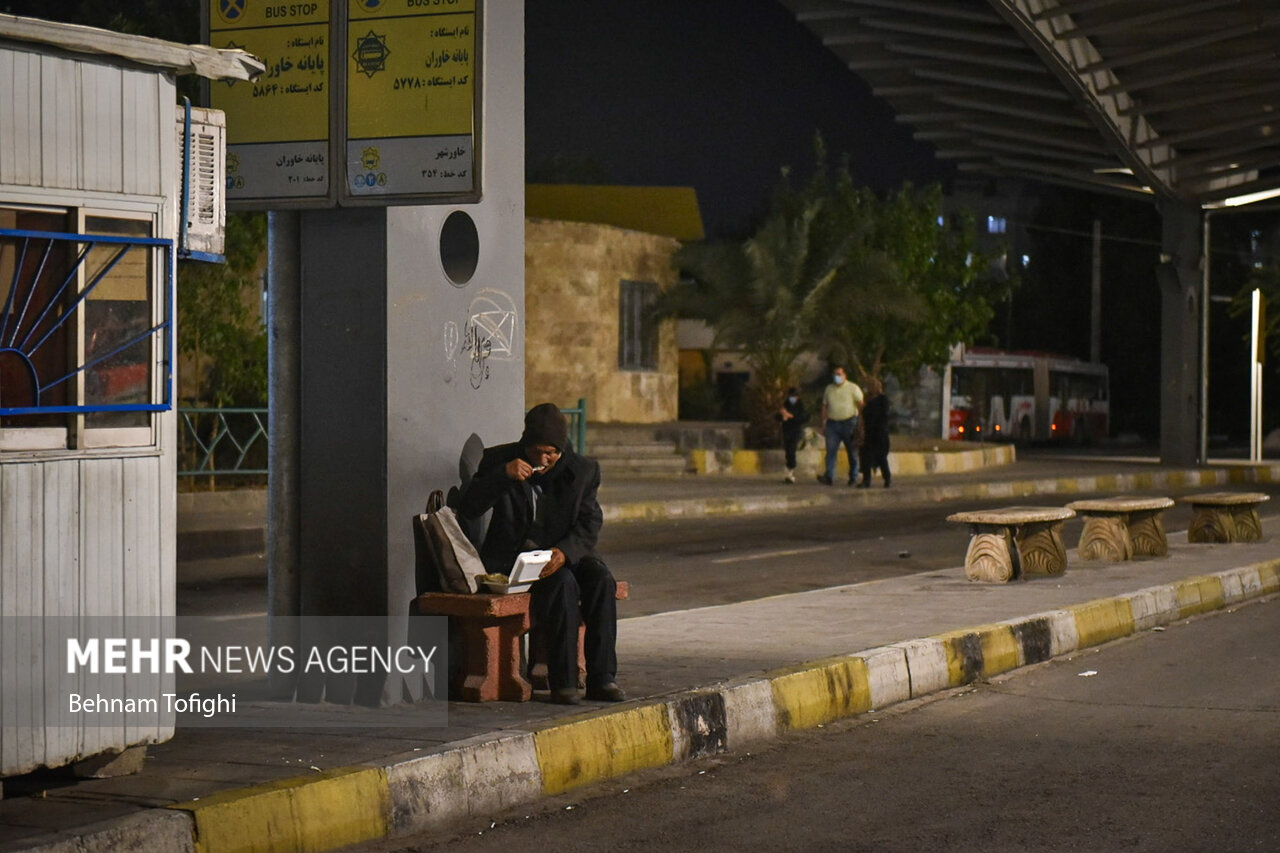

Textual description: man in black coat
[457,403,625,705]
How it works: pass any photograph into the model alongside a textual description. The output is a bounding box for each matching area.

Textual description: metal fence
[178,407,268,477]
[563,397,588,455]
[177,399,588,479]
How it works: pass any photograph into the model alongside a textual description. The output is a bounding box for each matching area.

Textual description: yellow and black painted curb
[45,559,1275,853]
[605,462,1280,524]
[688,444,1016,477]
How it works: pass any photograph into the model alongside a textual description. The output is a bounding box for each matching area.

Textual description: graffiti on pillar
[443,320,460,363]
[461,320,493,389]
[441,289,517,389]
[467,290,517,360]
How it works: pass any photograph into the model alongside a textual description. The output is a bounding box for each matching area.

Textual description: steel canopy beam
[987,0,1177,198]
[781,0,1280,207]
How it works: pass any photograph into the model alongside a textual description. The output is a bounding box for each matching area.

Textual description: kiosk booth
[0,15,259,776]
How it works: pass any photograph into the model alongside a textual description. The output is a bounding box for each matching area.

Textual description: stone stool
[946,506,1076,583]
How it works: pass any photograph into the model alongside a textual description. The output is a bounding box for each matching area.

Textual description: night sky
[524,0,952,238]
[0,1,950,239]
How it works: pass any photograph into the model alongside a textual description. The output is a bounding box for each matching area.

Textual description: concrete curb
[688,444,1016,477]
[603,462,1280,524]
[27,558,1278,853]
[175,460,1280,532]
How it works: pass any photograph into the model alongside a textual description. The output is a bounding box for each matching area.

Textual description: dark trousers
[531,555,617,691]
[825,417,859,482]
[783,432,802,469]
[860,441,891,485]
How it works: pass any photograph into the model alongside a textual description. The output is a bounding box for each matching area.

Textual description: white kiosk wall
[0,25,257,773]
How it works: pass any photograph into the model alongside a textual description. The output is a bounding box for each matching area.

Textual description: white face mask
[787,396,799,404]
[833,374,845,385]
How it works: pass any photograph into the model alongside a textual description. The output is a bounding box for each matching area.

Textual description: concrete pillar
[1155,201,1203,467]
[288,5,525,706]
[266,209,301,697]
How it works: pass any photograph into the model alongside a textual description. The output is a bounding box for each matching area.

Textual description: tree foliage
[0,0,197,41]
[177,213,268,407]
[660,142,855,442]
[661,137,1012,444]
[817,182,1010,383]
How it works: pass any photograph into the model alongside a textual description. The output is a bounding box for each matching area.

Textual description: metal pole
[267,209,302,697]
[1090,219,1101,364]
[1251,288,1262,463]
[1200,211,1211,465]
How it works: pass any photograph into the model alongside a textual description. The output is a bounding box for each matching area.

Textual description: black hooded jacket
[457,442,603,575]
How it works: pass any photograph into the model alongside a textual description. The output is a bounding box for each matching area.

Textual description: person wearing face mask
[817,366,864,486]
[776,386,810,483]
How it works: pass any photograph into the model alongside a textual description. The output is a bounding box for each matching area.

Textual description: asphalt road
[353,594,1280,853]
[596,483,1280,615]
[179,480,1280,620]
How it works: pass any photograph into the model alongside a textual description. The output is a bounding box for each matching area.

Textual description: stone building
[524,185,703,424]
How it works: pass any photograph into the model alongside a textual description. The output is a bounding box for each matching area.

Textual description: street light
[1250,288,1266,463]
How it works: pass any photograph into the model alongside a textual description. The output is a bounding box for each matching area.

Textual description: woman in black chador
[858,377,891,488]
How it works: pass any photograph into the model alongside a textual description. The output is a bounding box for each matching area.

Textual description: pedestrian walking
[776,386,809,483]
[817,366,863,486]
[858,376,891,488]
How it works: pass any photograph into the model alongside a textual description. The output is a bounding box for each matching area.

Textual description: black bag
[413,490,484,595]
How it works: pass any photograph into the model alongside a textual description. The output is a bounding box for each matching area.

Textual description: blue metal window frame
[0,226,175,417]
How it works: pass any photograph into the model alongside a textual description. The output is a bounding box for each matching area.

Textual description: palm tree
[661,173,857,444]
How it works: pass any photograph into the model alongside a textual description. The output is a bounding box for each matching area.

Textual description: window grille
[618,279,659,371]
[0,221,173,424]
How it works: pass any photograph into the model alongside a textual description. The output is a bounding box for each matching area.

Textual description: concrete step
[598,455,692,476]
[178,552,267,585]
[590,441,687,457]
[177,525,265,561]
[588,424,673,444]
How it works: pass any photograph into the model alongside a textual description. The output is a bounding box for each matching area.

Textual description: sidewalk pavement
[5,454,1280,852]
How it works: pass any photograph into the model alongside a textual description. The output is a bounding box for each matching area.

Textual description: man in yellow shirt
[817,365,864,485]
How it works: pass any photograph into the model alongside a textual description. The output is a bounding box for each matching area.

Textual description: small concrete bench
[1181,492,1270,543]
[946,506,1076,583]
[415,581,630,702]
[1065,496,1175,560]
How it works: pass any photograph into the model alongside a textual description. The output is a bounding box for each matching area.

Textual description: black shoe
[816,474,833,485]
[551,688,581,705]
[855,481,870,488]
[585,682,627,702]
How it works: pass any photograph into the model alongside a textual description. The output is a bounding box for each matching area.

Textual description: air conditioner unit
[175,104,226,262]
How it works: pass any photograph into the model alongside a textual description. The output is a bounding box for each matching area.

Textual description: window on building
[618,279,659,371]
[1,205,170,451]
[986,215,1007,234]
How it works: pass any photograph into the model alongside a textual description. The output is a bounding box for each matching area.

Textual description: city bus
[943,347,1109,443]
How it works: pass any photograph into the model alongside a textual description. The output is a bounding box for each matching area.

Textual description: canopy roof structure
[781,0,1280,208]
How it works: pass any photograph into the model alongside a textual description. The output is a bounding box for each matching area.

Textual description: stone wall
[525,219,679,423]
